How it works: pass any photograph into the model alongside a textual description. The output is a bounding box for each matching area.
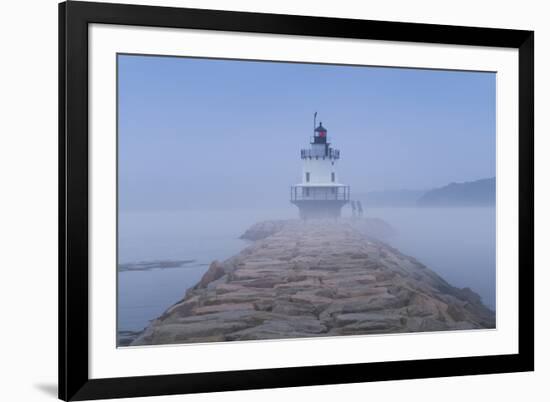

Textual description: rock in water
[131,221,495,345]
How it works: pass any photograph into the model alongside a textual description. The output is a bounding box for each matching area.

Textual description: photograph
[116,54,497,347]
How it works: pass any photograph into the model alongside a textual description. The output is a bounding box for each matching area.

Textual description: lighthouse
[290,115,350,219]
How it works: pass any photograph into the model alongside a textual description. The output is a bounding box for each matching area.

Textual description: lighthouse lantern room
[290,115,350,219]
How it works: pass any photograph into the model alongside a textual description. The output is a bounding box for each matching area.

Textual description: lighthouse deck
[290,184,350,201]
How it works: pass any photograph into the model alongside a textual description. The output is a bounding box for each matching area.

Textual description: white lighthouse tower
[291,115,350,219]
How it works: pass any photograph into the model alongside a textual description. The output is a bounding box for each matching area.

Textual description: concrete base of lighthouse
[291,200,348,220]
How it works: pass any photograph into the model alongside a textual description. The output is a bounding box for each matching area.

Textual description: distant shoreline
[355,177,496,208]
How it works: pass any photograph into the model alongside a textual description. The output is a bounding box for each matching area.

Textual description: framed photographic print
[59,1,534,400]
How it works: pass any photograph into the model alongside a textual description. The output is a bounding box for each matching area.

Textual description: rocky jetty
[132,220,495,345]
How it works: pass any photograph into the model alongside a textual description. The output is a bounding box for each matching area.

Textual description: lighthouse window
[331,172,335,182]
[306,172,310,182]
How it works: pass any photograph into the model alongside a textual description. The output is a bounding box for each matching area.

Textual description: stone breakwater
[131,220,495,345]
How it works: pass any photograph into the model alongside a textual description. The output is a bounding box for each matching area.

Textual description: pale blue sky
[118,54,496,211]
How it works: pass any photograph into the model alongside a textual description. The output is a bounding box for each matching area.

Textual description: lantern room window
[314,122,327,138]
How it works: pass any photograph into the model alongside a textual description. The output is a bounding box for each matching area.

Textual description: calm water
[365,207,496,310]
[118,206,495,334]
[118,208,295,332]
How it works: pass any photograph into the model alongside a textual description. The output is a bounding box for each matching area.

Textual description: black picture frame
[59,1,534,400]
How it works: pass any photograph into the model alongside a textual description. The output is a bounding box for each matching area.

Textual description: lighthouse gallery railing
[300,148,340,159]
[290,185,350,201]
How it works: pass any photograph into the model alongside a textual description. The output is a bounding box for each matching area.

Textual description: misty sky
[118,54,496,211]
